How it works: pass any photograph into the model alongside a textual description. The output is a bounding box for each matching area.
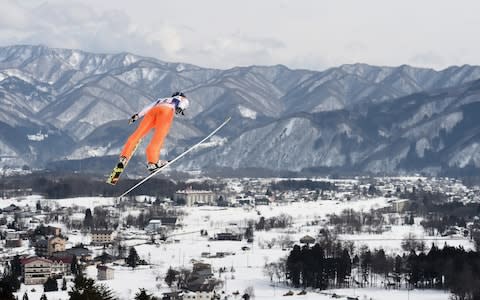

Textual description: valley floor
[1,195,470,300]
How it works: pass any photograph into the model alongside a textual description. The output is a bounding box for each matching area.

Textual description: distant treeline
[1,172,224,199]
[400,188,480,236]
[270,179,336,191]
[285,243,480,299]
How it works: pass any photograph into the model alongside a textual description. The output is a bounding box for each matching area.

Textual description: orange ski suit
[120,105,174,164]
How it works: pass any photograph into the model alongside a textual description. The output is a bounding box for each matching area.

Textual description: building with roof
[91,229,115,245]
[214,232,242,241]
[184,262,218,299]
[35,236,66,257]
[52,245,92,262]
[20,255,73,285]
[174,189,216,206]
[97,264,114,280]
[67,245,93,261]
[145,219,164,233]
[21,257,52,285]
[159,217,178,227]
[50,256,72,276]
[299,235,315,245]
[390,199,410,213]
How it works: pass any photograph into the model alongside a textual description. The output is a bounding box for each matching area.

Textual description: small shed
[97,264,114,280]
[299,235,315,245]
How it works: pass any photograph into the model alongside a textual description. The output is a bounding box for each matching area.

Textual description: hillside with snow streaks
[2,45,480,175]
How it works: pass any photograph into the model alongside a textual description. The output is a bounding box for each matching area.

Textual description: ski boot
[117,156,128,169]
[147,160,169,173]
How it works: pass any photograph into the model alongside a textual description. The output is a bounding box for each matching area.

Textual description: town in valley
[1,173,479,300]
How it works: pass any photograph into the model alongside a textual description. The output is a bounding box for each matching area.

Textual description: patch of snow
[176,64,185,72]
[238,105,257,119]
[195,136,228,149]
[35,85,48,92]
[337,123,352,136]
[3,69,35,84]
[141,68,160,81]
[449,142,480,168]
[26,132,48,141]
[415,138,430,158]
[283,119,297,137]
[312,96,343,112]
[378,129,390,138]
[402,112,463,140]
[67,51,83,69]
[123,54,139,66]
[68,145,109,159]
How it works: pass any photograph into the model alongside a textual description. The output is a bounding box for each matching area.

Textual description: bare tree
[244,286,255,299]
[401,232,425,252]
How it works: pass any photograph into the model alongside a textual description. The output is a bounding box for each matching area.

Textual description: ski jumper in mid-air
[118,92,190,172]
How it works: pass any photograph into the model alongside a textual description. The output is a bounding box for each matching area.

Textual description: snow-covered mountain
[2,44,480,176]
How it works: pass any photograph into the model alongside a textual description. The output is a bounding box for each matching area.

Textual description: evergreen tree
[71,255,79,276]
[245,225,254,240]
[408,214,415,225]
[1,274,20,293]
[69,274,116,300]
[372,249,388,276]
[126,247,140,269]
[10,256,22,278]
[134,288,156,300]
[22,292,29,300]
[265,188,273,196]
[117,244,126,258]
[0,275,15,300]
[360,247,372,285]
[164,267,178,287]
[36,201,42,211]
[311,243,327,289]
[406,250,419,287]
[62,278,67,291]
[393,255,403,274]
[286,245,302,287]
[40,294,48,300]
[255,217,266,230]
[337,248,352,286]
[83,208,94,229]
[368,184,377,195]
[43,277,58,292]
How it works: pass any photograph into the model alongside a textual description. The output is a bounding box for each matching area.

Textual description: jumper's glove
[175,107,185,116]
[128,114,139,124]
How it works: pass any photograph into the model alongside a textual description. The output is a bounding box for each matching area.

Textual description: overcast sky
[1,0,479,71]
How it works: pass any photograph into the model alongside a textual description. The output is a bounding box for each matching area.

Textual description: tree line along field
[1,172,225,199]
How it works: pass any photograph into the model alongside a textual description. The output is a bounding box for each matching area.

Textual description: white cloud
[0,1,170,59]
[409,52,446,69]
[0,0,30,29]
[186,33,285,68]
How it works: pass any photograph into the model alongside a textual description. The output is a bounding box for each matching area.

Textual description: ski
[118,116,231,198]
[106,139,143,185]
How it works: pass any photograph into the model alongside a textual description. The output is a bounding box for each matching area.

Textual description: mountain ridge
[1,45,480,176]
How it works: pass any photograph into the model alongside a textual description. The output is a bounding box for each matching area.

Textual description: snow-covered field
[4,194,471,299]
[0,195,116,211]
